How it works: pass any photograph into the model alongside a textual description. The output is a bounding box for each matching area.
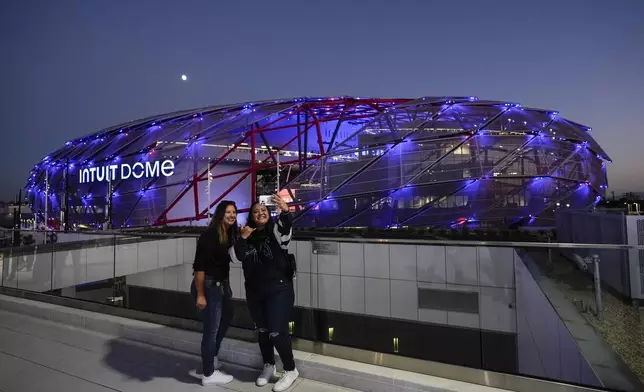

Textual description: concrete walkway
[0,310,356,392]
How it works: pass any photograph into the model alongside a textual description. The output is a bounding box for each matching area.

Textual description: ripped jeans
[246,281,295,371]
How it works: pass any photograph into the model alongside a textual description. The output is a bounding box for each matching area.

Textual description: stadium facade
[25,96,610,229]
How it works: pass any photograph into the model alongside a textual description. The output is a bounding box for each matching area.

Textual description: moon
[181,74,188,81]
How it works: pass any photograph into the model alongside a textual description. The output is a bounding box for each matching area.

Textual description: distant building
[0,203,33,229]
[0,203,31,215]
[621,192,644,201]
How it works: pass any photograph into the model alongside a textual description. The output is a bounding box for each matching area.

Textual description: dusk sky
[1,0,643,200]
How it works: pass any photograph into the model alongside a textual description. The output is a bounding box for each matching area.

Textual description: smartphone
[259,195,275,206]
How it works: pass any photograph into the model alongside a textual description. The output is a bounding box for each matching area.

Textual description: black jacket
[192,225,236,281]
[232,212,293,288]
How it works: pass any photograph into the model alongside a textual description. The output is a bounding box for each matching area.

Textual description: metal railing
[6,227,644,248]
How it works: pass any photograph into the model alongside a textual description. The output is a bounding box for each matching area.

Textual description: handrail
[300,236,644,250]
[2,229,201,238]
[4,228,643,250]
[1,229,114,235]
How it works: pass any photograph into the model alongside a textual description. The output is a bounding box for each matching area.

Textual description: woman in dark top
[232,195,298,392]
[191,200,238,386]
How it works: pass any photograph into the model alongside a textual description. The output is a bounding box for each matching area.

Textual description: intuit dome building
[26,96,609,229]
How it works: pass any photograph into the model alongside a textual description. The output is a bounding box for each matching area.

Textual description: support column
[44,169,49,228]
[250,125,257,201]
[105,177,113,230]
[206,159,212,223]
[63,160,70,231]
[303,110,309,168]
[297,113,303,171]
[193,142,200,221]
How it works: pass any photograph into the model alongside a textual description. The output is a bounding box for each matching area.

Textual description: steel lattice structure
[26,96,609,229]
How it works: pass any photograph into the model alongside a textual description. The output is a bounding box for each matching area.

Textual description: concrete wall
[127,240,517,335]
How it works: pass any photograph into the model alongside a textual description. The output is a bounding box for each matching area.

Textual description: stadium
[25,96,610,230]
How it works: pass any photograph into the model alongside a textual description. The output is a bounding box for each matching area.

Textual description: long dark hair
[209,200,238,245]
[246,201,274,232]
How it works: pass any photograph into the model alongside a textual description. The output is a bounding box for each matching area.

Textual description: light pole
[44,169,49,229]
[62,159,70,231]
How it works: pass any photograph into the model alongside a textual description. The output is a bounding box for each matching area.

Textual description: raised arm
[272,194,292,250]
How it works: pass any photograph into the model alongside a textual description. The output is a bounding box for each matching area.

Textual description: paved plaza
[0,310,357,392]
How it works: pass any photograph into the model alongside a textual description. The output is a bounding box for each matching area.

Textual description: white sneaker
[273,368,299,392]
[256,364,276,387]
[188,359,224,380]
[202,370,233,386]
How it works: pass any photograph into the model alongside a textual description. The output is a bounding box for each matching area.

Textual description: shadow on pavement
[102,338,259,386]
[102,338,200,385]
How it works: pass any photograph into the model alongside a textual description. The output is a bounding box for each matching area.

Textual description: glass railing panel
[118,233,197,318]
[46,233,114,303]
[1,247,14,288]
[2,240,55,293]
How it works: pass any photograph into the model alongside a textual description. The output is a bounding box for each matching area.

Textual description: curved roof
[39,96,611,164]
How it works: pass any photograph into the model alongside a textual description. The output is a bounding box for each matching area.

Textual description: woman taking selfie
[232,195,298,392]
[191,200,238,386]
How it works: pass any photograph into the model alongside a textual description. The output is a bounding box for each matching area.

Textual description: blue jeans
[191,278,233,376]
[246,281,295,370]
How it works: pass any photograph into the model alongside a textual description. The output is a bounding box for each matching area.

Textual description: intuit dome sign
[79,160,175,184]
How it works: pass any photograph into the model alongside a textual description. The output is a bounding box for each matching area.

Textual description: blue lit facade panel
[338,181,472,228]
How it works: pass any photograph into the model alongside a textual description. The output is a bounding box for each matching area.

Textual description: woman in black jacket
[190,200,238,386]
[232,194,298,392]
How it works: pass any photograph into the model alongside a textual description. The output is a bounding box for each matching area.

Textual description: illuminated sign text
[79,160,175,184]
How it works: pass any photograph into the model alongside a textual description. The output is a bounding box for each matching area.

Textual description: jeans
[191,278,233,377]
[246,281,295,371]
